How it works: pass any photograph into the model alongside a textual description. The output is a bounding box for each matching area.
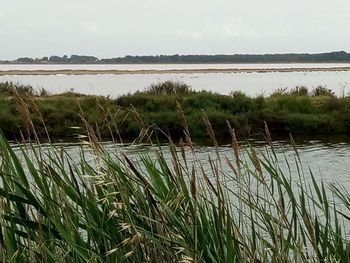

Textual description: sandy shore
[1,67,350,75]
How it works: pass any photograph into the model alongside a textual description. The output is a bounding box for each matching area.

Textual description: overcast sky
[1,0,350,59]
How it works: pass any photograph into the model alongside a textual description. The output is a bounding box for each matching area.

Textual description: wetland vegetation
[1,81,350,141]
[0,80,350,262]
[0,110,349,262]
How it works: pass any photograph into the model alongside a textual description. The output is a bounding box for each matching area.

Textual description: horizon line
[1,50,349,61]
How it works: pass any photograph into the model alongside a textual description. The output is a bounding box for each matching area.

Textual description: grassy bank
[1,81,350,141]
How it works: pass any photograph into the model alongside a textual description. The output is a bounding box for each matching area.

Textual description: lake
[1,63,350,97]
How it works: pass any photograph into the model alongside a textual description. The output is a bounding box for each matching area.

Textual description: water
[10,139,350,186]
[1,70,350,97]
[1,63,350,71]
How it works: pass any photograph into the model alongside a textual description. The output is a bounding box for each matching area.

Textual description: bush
[229,91,253,114]
[312,85,335,96]
[271,87,288,96]
[0,81,35,96]
[266,96,315,114]
[145,80,193,95]
[290,86,308,96]
[0,81,49,96]
[322,97,343,111]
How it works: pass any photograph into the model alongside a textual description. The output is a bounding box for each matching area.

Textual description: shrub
[0,81,51,97]
[266,96,315,114]
[322,97,343,111]
[229,91,253,114]
[271,87,288,96]
[290,86,308,96]
[0,81,35,96]
[145,80,193,95]
[252,95,266,112]
[312,85,335,96]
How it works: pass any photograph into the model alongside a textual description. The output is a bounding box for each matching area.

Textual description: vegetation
[100,51,350,64]
[145,81,193,95]
[0,81,48,96]
[2,51,350,64]
[1,81,350,141]
[0,81,349,261]
[0,108,349,261]
[12,55,99,64]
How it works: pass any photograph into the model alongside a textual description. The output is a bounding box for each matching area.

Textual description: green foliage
[272,86,309,97]
[286,113,337,133]
[229,91,253,113]
[266,96,316,114]
[290,85,309,96]
[2,81,350,140]
[271,87,288,96]
[144,80,193,95]
[0,81,36,96]
[312,85,335,97]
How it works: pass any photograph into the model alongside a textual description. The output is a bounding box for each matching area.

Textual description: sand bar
[1,67,350,75]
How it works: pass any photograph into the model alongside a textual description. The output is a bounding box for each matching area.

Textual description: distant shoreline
[1,67,350,75]
[2,61,350,65]
[2,51,350,64]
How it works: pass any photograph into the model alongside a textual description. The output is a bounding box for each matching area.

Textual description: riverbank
[1,81,350,141]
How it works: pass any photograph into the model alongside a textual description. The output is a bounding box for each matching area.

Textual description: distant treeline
[2,51,350,64]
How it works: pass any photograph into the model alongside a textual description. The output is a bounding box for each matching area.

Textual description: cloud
[0,0,350,59]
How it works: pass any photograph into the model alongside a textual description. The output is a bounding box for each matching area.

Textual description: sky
[1,0,350,60]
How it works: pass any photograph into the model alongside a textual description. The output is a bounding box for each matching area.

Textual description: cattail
[226,120,241,171]
[13,91,35,139]
[289,133,301,162]
[264,121,273,145]
[251,148,263,177]
[202,110,218,148]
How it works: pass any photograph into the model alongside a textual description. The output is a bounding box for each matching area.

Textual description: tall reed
[0,103,349,262]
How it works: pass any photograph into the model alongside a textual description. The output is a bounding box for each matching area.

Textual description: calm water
[11,139,350,186]
[1,70,350,97]
[1,63,350,71]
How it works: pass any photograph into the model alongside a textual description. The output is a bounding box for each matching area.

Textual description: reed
[0,110,349,262]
